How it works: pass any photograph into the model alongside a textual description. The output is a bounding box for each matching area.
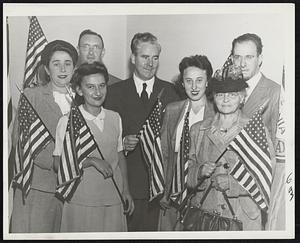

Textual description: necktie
[141,83,148,104]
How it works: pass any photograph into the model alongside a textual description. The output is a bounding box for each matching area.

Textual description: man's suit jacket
[104,76,180,199]
[108,73,122,86]
[161,99,215,199]
[12,83,63,192]
[243,74,280,146]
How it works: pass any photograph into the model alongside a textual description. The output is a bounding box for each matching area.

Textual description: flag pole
[64,86,126,210]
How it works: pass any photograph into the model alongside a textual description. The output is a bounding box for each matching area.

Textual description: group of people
[10,29,283,233]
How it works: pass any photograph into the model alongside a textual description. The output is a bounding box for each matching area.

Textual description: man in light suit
[231,33,280,145]
[105,32,179,231]
[231,33,281,229]
[77,29,121,85]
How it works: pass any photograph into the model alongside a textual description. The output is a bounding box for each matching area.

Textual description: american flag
[23,16,47,89]
[170,109,190,204]
[229,109,272,211]
[56,103,97,200]
[13,93,54,197]
[139,98,165,201]
[221,54,233,80]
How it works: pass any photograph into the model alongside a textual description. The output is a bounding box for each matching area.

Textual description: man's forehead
[233,40,258,53]
[80,34,103,45]
[136,42,161,54]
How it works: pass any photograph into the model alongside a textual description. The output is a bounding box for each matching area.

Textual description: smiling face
[45,51,74,88]
[183,66,207,102]
[214,92,244,114]
[78,34,105,65]
[131,42,160,81]
[76,73,107,114]
[232,40,262,81]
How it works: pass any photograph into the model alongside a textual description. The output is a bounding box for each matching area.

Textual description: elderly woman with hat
[11,40,78,233]
[185,63,275,230]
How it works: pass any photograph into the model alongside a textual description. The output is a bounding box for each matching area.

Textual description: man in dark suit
[77,29,121,85]
[231,33,282,229]
[105,32,179,231]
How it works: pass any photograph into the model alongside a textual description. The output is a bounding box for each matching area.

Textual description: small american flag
[170,109,190,204]
[221,54,233,80]
[229,109,272,211]
[13,93,54,197]
[56,103,97,200]
[139,98,165,201]
[23,16,47,89]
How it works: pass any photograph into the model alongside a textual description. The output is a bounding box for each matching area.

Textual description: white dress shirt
[133,73,155,97]
[53,90,74,115]
[245,72,262,102]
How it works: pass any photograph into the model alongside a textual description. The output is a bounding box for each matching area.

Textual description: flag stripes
[230,159,267,210]
[56,104,98,200]
[228,110,272,211]
[23,16,47,88]
[139,99,165,201]
[13,93,54,197]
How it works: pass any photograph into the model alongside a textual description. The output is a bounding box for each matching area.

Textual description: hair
[174,55,213,100]
[130,32,161,55]
[231,33,263,56]
[78,29,104,48]
[41,40,78,68]
[71,62,109,105]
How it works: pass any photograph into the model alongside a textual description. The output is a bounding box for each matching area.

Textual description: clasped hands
[199,162,229,192]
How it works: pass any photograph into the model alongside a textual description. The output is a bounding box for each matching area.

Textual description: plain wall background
[8,13,284,108]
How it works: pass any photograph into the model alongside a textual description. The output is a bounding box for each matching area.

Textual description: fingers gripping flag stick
[138,90,165,201]
[228,105,272,211]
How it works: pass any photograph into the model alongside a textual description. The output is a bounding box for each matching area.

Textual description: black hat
[208,60,248,93]
[41,40,78,67]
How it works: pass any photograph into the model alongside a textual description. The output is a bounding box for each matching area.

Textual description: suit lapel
[41,83,63,118]
[244,75,269,117]
[170,99,189,151]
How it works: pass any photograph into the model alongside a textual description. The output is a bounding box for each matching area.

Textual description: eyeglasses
[214,92,239,99]
[232,55,256,63]
[79,44,102,52]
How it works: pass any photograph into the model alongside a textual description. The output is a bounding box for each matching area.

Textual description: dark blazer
[161,99,215,199]
[12,83,63,192]
[242,74,280,146]
[104,76,180,199]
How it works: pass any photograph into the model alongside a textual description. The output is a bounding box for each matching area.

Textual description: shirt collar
[246,72,261,90]
[133,73,155,97]
[79,105,106,121]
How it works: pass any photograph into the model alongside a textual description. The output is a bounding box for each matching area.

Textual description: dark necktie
[141,83,148,104]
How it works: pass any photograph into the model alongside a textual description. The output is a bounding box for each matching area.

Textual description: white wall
[126,14,284,83]
[8,13,285,108]
[8,15,127,107]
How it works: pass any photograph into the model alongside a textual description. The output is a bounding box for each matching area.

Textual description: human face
[45,51,74,88]
[76,73,107,115]
[183,66,207,102]
[78,34,104,65]
[214,92,243,114]
[131,42,160,81]
[232,40,262,81]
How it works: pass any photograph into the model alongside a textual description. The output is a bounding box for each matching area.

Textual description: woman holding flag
[53,62,134,232]
[185,63,276,230]
[158,55,215,231]
[11,40,78,232]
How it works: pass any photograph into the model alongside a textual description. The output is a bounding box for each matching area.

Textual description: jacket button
[221,204,226,210]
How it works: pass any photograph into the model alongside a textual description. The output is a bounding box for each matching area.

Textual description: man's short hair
[78,29,104,48]
[130,32,161,55]
[231,33,263,56]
